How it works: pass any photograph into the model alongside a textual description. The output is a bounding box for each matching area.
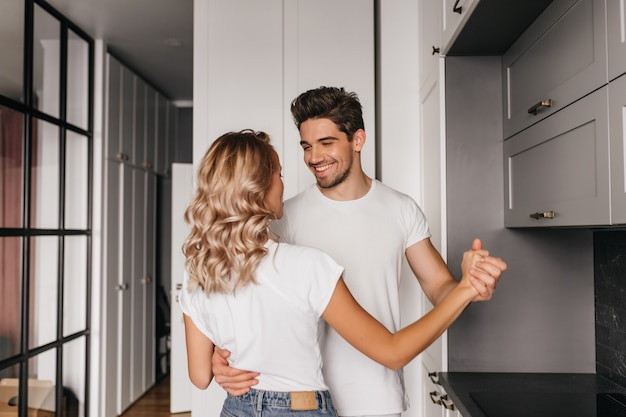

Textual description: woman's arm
[322,250,486,371]
[183,313,215,389]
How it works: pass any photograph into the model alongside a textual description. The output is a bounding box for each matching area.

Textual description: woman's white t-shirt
[179,240,344,392]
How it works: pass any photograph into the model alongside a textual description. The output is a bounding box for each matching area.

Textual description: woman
[180,130,495,417]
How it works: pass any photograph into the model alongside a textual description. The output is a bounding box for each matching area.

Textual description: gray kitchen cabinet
[502,0,607,139]
[610,74,626,224]
[607,0,626,81]
[504,86,610,227]
[441,0,479,54]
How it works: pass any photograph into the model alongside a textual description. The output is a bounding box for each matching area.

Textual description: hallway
[120,375,191,417]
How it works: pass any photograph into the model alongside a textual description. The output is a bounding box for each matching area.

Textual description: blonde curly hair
[183,130,279,295]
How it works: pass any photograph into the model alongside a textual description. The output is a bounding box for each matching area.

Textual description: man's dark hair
[290,86,365,141]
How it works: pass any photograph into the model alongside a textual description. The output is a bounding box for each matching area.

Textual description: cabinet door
[120,65,134,162]
[145,88,157,171]
[102,160,121,417]
[610,74,626,224]
[130,166,145,403]
[155,94,168,175]
[166,103,177,177]
[117,163,133,412]
[502,0,607,138]
[421,359,445,417]
[105,55,121,159]
[607,0,626,81]
[504,87,610,227]
[132,77,146,167]
[420,0,442,89]
[143,172,157,390]
[441,0,479,54]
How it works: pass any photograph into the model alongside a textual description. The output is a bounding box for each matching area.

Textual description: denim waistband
[231,389,331,411]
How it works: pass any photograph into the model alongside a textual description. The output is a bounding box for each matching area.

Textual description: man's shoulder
[372,180,417,205]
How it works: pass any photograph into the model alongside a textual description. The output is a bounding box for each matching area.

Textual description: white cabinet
[421,360,444,417]
[120,64,135,162]
[103,162,157,414]
[420,358,458,417]
[607,0,626,81]
[504,87,610,227]
[417,2,448,416]
[144,88,157,171]
[609,74,626,224]
[105,53,171,175]
[155,93,168,175]
[133,77,146,167]
[441,0,480,54]
[102,52,165,416]
[117,162,133,411]
[502,0,607,139]
[105,55,121,160]
[420,0,442,88]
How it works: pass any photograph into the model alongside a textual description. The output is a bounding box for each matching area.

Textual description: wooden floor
[120,375,191,417]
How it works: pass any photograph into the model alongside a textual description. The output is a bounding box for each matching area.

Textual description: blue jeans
[221,389,338,417]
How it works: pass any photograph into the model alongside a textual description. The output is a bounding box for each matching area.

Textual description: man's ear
[353,129,366,152]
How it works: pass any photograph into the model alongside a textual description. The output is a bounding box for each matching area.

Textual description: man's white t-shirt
[179,240,344,392]
[272,180,430,416]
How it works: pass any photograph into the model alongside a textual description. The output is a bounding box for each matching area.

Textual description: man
[212,87,506,417]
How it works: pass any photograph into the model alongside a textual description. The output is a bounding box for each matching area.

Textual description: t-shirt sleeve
[178,271,216,342]
[405,197,431,248]
[302,248,344,317]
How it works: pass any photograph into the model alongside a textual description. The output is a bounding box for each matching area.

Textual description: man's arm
[406,237,506,305]
[211,346,259,395]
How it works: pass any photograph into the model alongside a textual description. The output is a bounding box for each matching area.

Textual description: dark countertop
[438,373,626,417]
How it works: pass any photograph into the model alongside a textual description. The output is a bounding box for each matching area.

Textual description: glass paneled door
[0,0,93,416]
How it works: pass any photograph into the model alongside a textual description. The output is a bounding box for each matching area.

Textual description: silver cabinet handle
[528,99,553,115]
[116,152,128,161]
[116,283,129,291]
[453,0,462,14]
[441,396,456,411]
[428,371,440,385]
[529,211,555,220]
[141,276,152,284]
[429,391,443,405]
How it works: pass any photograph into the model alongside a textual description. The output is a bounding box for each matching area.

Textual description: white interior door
[170,163,194,413]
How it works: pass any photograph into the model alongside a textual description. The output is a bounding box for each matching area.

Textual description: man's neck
[318,171,372,201]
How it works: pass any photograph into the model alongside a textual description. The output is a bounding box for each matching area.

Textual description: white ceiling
[47,0,194,103]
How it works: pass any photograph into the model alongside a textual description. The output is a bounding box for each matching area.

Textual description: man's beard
[316,162,352,189]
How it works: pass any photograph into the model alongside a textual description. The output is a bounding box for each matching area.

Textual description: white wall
[194,0,375,200]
